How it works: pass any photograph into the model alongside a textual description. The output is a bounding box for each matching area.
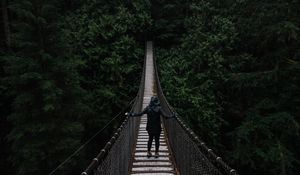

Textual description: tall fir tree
[64,0,152,158]
[4,0,88,174]
[157,0,300,174]
[223,1,300,174]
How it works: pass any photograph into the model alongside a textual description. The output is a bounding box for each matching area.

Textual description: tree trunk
[1,0,10,48]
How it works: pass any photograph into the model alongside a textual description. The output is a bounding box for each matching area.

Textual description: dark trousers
[148,132,160,152]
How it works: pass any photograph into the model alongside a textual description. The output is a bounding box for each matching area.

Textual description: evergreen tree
[64,0,152,159]
[158,0,236,146]
[1,0,10,48]
[157,0,300,174]
[0,1,13,174]
[150,0,188,46]
[4,0,88,174]
[223,1,300,174]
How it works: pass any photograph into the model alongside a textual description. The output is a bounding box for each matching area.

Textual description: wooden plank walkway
[130,41,176,175]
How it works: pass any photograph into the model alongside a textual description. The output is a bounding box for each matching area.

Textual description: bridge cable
[49,97,136,175]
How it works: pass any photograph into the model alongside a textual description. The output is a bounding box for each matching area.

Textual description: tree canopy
[0,0,299,175]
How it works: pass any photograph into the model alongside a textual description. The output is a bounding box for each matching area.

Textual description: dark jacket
[133,105,173,134]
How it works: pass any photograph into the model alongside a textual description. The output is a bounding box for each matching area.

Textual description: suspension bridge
[81,41,237,175]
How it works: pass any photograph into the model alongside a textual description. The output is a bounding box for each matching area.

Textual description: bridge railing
[153,47,238,175]
[81,44,147,175]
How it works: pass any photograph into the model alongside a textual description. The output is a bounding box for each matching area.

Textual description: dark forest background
[0,0,299,175]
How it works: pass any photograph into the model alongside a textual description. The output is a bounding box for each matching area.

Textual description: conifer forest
[0,0,299,175]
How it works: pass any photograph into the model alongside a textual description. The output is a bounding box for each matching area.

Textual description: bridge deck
[129,42,176,175]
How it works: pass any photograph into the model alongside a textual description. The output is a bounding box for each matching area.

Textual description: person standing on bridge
[128,96,175,158]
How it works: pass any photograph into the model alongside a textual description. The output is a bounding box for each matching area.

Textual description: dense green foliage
[2,0,88,174]
[1,0,150,174]
[63,0,151,162]
[157,1,300,175]
[0,0,299,175]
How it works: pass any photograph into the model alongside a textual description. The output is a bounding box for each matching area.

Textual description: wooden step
[132,167,174,172]
[134,157,170,161]
[137,139,166,142]
[135,149,168,152]
[136,144,167,147]
[137,135,166,137]
[138,135,166,138]
[135,148,169,152]
[134,153,170,156]
[136,142,167,145]
[131,173,174,175]
[133,161,172,166]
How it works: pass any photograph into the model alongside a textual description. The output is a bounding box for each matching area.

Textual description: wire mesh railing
[153,44,238,175]
[81,44,147,175]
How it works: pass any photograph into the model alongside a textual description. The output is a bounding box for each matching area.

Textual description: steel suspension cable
[48,97,136,175]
